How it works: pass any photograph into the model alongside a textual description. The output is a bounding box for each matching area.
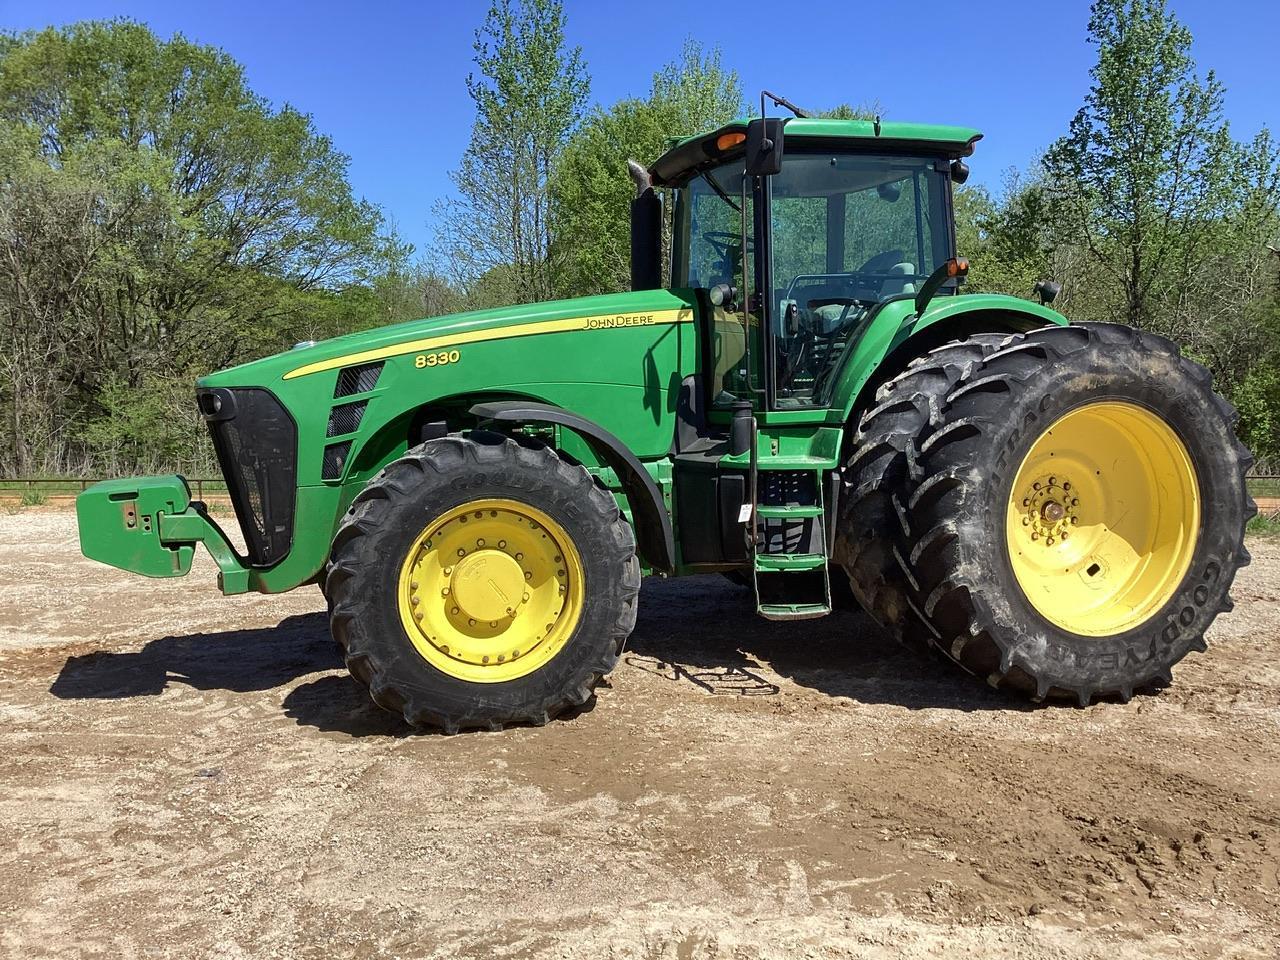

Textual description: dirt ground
[1,511,1278,959]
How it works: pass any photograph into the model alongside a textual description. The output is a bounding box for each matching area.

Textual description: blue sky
[3,1,1275,259]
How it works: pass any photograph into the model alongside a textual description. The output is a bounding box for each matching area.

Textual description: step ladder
[750,460,832,621]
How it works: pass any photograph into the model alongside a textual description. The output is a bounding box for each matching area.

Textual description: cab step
[758,602,831,621]
[754,552,827,571]
[755,504,823,519]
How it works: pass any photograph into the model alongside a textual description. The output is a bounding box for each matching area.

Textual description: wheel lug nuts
[1022,498,1030,507]
[1033,482,1041,490]
[515,552,524,561]
[1031,532,1039,540]
[444,566,453,575]
[1063,482,1070,491]
[1071,516,1079,525]
[1046,537,1055,545]
[441,588,450,596]
[411,595,419,605]
[451,606,459,614]
[499,540,507,548]
[410,580,419,590]
[1072,498,1079,506]
[477,538,485,547]
[457,549,466,557]
[468,618,476,626]
[1049,476,1056,486]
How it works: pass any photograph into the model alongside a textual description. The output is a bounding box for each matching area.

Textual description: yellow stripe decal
[283,308,692,380]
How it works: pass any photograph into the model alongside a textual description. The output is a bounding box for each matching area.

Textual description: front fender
[825,293,1068,423]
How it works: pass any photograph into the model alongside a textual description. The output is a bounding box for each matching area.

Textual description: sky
[3,0,1276,259]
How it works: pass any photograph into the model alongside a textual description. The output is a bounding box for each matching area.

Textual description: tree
[550,40,741,298]
[434,0,588,307]
[0,20,395,473]
[1041,0,1278,333]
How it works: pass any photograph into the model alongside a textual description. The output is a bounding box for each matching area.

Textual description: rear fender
[827,294,1068,423]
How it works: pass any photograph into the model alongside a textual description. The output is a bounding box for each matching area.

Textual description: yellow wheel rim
[1005,401,1199,637]
[397,498,585,683]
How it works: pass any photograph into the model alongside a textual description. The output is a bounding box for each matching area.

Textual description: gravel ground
[1,510,1278,959]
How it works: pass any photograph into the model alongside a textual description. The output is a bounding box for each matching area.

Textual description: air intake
[327,401,367,437]
[335,362,382,397]
[322,441,352,480]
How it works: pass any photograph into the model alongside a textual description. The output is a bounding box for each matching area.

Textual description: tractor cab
[638,117,983,618]
[643,117,980,413]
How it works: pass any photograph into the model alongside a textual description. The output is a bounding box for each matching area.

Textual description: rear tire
[325,432,640,732]
[895,323,1253,704]
[835,334,1012,645]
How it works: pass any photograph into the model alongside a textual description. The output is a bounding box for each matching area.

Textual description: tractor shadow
[49,612,408,737]
[48,575,1036,737]
[625,575,1030,712]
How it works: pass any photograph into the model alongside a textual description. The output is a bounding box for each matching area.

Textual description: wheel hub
[1018,474,1081,547]
[451,550,525,623]
[397,499,583,683]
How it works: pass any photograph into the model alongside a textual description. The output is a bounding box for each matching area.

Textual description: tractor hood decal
[282,307,691,380]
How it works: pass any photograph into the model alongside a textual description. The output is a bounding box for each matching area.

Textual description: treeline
[1,0,1277,477]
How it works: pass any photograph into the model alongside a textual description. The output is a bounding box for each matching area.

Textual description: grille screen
[322,441,352,480]
[200,388,297,567]
[327,401,367,437]
[335,362,382,397]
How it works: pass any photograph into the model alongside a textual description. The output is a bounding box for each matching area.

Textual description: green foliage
[0,19,402,475]
[550,41,741,298]
[1246,513,1280,538]
[20,489,47,506]
[435,0,589,308]
[1040,0,1280,339]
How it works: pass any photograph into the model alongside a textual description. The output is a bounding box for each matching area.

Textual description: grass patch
[1246,513,1280,538]
[20,490,48,507]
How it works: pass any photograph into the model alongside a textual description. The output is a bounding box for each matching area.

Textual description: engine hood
[198,288,696,389]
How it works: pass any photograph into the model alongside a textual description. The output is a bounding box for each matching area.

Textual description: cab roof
[649,118,983,187]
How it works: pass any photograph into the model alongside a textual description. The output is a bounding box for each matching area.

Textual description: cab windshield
[674,150,954,409]
[770,151,952,406]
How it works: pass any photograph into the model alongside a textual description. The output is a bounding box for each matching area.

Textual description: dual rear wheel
[838,322,1253,703]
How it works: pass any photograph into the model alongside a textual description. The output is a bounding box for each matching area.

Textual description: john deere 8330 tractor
[77,108,1254,731]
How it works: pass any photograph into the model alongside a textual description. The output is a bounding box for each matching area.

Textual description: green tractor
[77,109,1254,731]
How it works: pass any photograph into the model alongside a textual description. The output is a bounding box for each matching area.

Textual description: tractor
[76,104,1254,732]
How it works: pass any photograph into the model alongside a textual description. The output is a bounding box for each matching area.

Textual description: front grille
[198,387,297,567]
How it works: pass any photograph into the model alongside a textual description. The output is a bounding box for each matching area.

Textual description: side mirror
[745,118,784,176]
[950,159,970,184]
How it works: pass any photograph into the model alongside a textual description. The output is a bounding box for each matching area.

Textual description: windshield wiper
[699,169,740,212]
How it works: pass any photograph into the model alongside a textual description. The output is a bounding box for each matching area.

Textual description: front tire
[896,323,1253,704]
[325,433,640,732]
